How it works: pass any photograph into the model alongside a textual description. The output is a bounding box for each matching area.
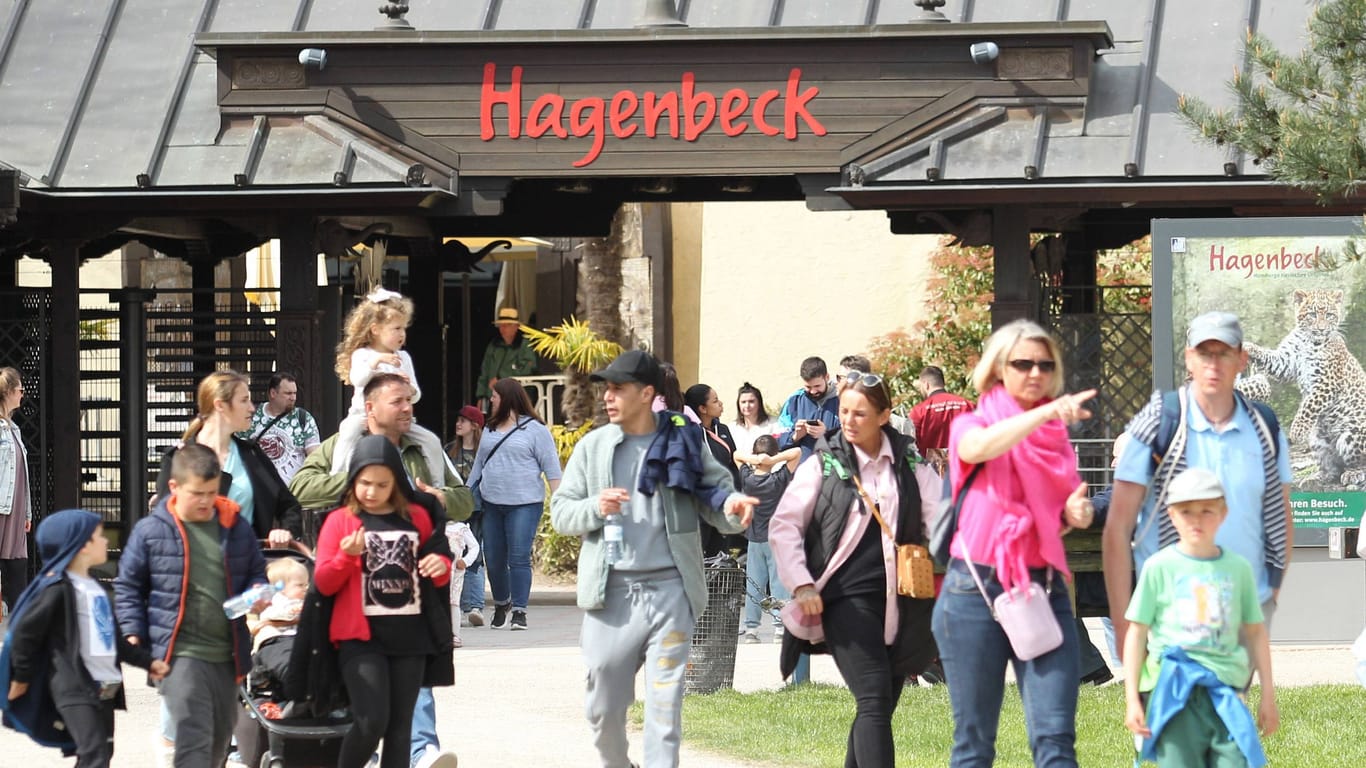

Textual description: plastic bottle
[603,514,623,566]
[222,580,283,619]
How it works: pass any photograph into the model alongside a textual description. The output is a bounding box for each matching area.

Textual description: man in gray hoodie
[551,350,755,768]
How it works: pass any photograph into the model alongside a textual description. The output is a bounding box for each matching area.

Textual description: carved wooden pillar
[48,239,80,510]
[990,207,1035,328]
[277,218,322,417]
[406,237,447,438]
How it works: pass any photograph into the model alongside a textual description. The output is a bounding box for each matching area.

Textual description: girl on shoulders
[332,289,445,480]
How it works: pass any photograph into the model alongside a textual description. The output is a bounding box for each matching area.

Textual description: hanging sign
[479,63,827,168]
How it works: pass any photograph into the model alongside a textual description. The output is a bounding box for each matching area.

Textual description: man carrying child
[1123,467,1278,768]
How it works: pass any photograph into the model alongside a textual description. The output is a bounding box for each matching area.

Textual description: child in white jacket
[445,520,481,648]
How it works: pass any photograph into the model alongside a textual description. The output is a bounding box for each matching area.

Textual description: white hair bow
[366,287,404,304]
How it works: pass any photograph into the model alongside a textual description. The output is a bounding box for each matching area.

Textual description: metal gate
[77,288,281,529]
[0,288,51,574]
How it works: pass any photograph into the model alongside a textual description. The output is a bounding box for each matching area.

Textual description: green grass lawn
[631,683,1366,767]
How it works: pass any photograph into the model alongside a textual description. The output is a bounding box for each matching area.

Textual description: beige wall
[671,200,937,419]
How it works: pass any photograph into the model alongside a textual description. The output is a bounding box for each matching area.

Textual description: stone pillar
[48,239,81,510]
[277,219,323,414]
[990,207,1034,328]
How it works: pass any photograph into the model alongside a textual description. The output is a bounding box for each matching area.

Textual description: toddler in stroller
[234,549,352,768]
[249,557,310,707]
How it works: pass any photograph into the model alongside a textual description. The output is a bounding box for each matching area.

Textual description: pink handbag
[964,557,1063,661]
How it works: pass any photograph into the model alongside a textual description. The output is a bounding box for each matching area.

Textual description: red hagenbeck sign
[480,63,827,168]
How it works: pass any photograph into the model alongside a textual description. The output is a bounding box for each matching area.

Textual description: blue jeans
[409,687,438,765]
[743,541,790,629]
[482,500,543,610]
[932,559,1080,768]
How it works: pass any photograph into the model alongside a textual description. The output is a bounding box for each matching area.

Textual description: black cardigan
[155,436,303,540]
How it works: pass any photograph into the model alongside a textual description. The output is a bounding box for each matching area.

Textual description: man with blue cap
[1,509,169,767]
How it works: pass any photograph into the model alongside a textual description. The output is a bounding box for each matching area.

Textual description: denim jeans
[743,540,790,629]
[932,559,1080,768]
[482,500,543,610]
[409,687,438,766]
[460,551,486,613]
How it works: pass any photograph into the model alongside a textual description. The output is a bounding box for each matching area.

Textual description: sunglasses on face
[1006,359,1057,374]
[843,371,884,387]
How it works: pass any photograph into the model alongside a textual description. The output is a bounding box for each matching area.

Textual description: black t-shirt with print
[355,510,433,657]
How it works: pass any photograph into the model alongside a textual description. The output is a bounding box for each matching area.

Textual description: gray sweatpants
[161,656,236,768]
[580,570,694,768]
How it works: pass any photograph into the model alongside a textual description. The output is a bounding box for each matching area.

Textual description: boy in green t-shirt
[1123,467,1278,767]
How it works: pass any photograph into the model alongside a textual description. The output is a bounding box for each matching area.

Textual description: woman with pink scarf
[932,319,1097,767]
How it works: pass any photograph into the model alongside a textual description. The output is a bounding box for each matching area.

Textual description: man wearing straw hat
[476,307,539,411]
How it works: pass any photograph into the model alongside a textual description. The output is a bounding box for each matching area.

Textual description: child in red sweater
[314,435,452,768]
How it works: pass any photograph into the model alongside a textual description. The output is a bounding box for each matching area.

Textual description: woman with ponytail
[155,370,302,547]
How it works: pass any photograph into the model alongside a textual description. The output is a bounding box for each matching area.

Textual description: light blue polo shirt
[1115,398,1292,603]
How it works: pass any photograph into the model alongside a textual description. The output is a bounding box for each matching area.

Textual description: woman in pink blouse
[769,371,940,768]
[932,319,1096,767]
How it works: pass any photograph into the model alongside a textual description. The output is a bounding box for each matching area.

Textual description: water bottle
[222,581,283,619]
[603,514,623,566]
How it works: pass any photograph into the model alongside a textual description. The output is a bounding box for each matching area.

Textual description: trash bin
[685,562,746,694]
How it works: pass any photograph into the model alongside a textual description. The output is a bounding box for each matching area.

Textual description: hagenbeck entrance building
[2,4,1362,640]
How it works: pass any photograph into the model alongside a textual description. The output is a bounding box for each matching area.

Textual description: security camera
[298,48,327,70]
[969,42,999,64]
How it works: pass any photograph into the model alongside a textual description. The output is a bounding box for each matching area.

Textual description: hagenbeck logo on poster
[479,63,827,168]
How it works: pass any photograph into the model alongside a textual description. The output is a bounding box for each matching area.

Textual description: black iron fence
[1044,284,1153,489]
[0,288,51,575]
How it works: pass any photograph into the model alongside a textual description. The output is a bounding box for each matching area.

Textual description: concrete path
[3,580,1358,768]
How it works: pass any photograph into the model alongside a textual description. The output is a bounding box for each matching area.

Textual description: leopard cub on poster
[1244,288,1366,487]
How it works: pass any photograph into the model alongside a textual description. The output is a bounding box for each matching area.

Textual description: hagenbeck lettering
[1207,243,1324,278]
[480,63,827,168]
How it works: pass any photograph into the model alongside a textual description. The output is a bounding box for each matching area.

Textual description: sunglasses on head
[1006,358,1057,374]
[843,371,884,387]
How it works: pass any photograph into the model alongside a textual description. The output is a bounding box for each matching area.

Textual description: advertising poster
[1153,217,1366,534]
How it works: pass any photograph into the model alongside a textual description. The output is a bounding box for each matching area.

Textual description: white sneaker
[413,745,458,768]
[742,629,760,644]
[466,609,484,627]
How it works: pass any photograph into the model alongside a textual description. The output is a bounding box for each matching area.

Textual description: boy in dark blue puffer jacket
[114,444,267,767]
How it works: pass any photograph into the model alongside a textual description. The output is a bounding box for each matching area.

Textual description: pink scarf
[952,384,1078,592]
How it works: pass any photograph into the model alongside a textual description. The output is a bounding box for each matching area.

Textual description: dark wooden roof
[0,0,1314,191]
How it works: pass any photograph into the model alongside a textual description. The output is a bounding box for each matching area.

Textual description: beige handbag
[851,474,935,599]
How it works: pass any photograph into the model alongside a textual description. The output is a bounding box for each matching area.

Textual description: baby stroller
[234,547,352,768]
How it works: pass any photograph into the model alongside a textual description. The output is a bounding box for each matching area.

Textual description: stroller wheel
[259,753,285,768]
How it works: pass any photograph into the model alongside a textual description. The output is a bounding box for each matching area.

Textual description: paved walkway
[3,578,1358,767]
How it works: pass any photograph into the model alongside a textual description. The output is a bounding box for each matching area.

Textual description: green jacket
[289,432,474,522]
[550,415,745,618]
[476,337,539,398]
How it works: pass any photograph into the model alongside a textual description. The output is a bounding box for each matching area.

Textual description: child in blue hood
[1,509,169,767]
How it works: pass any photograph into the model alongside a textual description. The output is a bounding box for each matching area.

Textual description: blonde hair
[266,557,308,586]
[335,293,416,384]
[182,370,250,442]
[970,319,1065,399]
[0,367,20,416]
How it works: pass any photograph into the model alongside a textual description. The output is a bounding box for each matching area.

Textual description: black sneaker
[490,604,510,629]
[510,610,527,631]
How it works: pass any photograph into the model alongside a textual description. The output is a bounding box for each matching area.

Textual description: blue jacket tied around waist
[1142,647,1266,767]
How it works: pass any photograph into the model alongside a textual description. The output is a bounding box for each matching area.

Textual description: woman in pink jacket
[933,319,1096,767]
[769,372,939,768]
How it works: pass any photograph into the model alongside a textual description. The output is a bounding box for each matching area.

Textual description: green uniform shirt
[476,337,538,398]
[172,519,233,662]
[1126,546,1264,691]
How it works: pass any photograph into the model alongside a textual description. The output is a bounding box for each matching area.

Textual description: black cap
[590,349,661,389]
